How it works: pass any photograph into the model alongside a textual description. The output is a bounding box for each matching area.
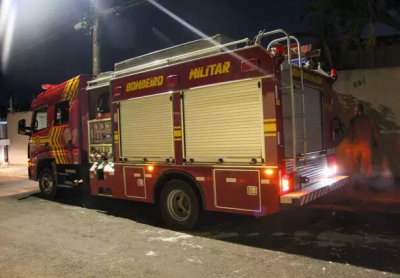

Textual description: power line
[9,0,148,61]
[10,25,76,60]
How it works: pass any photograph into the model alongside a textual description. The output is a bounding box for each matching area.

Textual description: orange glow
[265,169,274,176]
[147,166,154,172]
[281,175,290,192]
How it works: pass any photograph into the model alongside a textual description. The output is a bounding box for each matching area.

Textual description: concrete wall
[6,112,32,165]
[333,68,400,177]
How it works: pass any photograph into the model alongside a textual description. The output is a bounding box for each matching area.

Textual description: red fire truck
[19,30,349,230]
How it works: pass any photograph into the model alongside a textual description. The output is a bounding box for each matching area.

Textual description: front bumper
[280,176,349,206]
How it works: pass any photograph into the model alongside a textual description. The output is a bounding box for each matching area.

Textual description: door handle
[68,139,72,151]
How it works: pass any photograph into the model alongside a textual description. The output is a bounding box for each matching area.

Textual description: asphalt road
[1,176,400,277]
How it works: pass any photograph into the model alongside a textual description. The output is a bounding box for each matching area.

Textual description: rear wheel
[160,179,200,230]
[38,168,58,200]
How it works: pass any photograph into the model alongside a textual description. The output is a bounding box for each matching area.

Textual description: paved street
[1,176,400,277]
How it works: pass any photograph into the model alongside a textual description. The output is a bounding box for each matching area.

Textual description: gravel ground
[1,176,400,277]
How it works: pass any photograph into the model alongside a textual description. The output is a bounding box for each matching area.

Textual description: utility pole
[92,17,101,76]
[75,0,146,76]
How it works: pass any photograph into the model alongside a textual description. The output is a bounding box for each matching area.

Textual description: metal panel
[282,90,304,157]
[119,93,173,160]
[184,79,263,162]
[213,169,261,212]
[303,85,323,153]
[282,84,323,157]
[115,35,234,72]
[286,155,328,190]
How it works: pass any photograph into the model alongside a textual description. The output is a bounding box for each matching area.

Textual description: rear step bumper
[280,176,349,207]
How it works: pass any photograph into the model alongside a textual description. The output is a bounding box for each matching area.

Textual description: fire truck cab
[21,30,349,230]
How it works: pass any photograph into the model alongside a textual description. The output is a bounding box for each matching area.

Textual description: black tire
[160,179,200,230]
[38,168,58,200]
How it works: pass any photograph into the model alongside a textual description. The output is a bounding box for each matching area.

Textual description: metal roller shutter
[303,86,323,153]
[119,93,173,160]
[183,79,264,162]
[282,84,323,157]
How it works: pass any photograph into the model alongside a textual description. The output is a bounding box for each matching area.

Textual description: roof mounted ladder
[255,30,306,173]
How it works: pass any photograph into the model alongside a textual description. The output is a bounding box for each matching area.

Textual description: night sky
[0,0,312,115]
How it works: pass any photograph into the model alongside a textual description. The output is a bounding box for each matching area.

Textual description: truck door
[30,106,50,161]
[52,101,73,165]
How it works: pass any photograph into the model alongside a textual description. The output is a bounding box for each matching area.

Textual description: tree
[299,0,400,69]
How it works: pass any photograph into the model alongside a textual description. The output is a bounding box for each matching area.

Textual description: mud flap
[280,176,349,207]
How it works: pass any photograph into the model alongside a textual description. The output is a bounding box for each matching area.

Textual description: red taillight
[331,69,337,79]
[325,157,338,177]
[275,45,284,55]
[241,59,260,72]
[281,175,290,193]
[166,75,179,86]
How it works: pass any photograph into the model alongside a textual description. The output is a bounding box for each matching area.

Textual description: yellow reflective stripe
[174,130,182,137]
[265,133,277,137]
[264,123,277,133]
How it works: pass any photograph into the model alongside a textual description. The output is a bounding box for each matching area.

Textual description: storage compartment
[119,93,173,162]
[183,79,264,163]
[123,167,146,199]
[213,169,261,212]
[282,83,324,158]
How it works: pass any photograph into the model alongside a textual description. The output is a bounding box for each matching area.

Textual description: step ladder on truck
[21,29,349,230]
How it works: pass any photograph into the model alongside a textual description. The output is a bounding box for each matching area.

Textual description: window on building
[54,102,70,126]
[32,107,48,134]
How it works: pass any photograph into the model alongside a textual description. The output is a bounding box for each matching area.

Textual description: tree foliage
[299,0,400,68]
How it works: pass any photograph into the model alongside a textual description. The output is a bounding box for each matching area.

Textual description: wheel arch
[153,170,205,210]
[35,155,56,179]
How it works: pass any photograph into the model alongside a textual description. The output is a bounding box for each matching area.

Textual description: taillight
[324,156,337,177]
[331,69,337,79]
[274,45,284,55]
[281,175,290,193]
[241,59,260,72]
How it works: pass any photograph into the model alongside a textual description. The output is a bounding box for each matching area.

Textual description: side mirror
[18,119,31,136]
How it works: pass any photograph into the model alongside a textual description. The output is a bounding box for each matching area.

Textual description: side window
[32,107,48,134]
[97,92,110,114]
[54,102,70,126]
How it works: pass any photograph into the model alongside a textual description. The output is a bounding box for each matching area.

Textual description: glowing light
[147,165,154,172]
[321,178,335,186]
[281,175,290,192]
[323,165,337,177]
[265,169,274,176]
[0,0,16,73]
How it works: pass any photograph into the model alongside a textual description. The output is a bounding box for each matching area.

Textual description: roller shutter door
[183,79,264,162]
[119,93,173,160]
[282,84,323,157]
[303,86,323,153]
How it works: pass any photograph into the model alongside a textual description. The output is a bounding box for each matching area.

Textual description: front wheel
[160,180,200,230]
[38,168,58,200]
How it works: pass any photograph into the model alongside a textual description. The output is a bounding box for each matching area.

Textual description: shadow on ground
[20,188,400,275]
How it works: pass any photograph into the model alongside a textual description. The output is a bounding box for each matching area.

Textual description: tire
[160,179,200,230]
[38,168,58,200]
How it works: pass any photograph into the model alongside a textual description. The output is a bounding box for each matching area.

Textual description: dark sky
[0,0,312,113]
[0,0,396,116]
